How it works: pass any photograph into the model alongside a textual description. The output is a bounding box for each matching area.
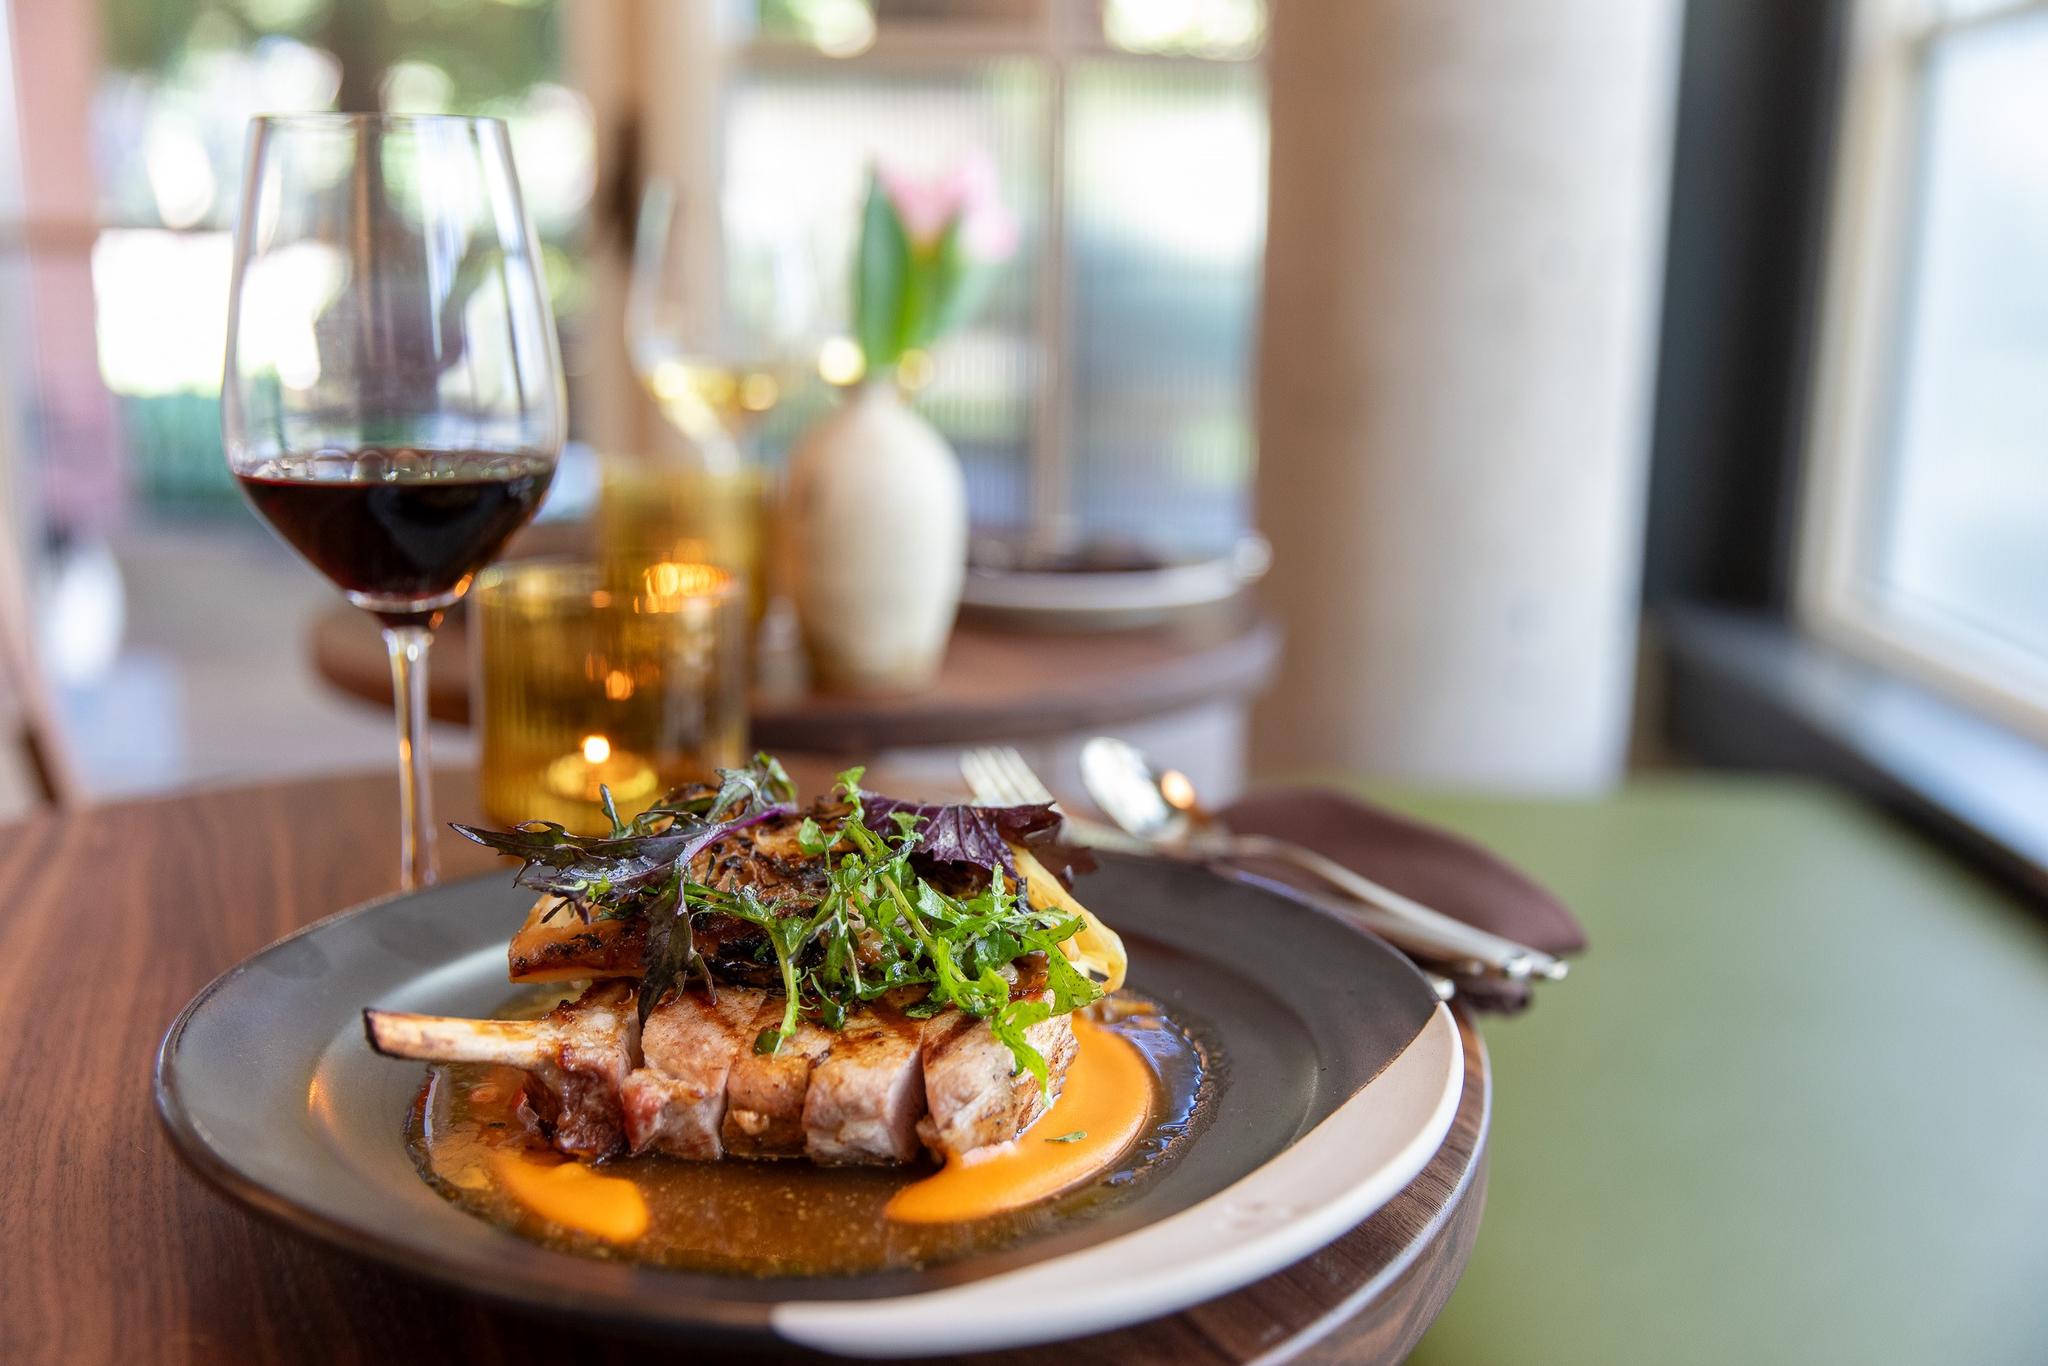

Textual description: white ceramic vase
[785,383,967,694]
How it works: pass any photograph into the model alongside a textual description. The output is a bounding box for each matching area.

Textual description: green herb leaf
[1046,1130,1086,1144]
[448,820,713,899]
[708,753,796,821]
[991,997,1055,1097]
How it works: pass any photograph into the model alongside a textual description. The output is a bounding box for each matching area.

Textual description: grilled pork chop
[365,980,640,1159]
[722,1001,836,1158]
[368,979,1080,1166]
[620,985,766,1159]
[918,963,1077,1161]
[802,989,928,1165]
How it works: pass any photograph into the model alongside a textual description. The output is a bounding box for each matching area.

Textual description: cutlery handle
[1218,833,1568,982]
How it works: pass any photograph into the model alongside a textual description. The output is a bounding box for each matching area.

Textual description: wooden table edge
[1270,1011,1491,1362]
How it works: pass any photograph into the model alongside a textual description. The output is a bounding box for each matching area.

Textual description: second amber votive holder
[473,558,746,834]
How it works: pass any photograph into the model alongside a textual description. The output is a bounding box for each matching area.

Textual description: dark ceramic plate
[155,853,1460,1357]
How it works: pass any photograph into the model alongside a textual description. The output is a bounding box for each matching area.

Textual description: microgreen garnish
[454,755,1104,1085]
[453,753,797,1025]
[1047,1131,1087,1144]
[855,794,1060,883]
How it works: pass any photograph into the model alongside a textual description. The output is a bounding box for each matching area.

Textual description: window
[1801,0,2048,740]
[0,1,596,794]
[44,0,594,524]
[710,0,1267,554]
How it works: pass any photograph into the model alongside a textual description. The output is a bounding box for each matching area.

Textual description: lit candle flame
[581,734,611,765]
[1159,768,1197,812]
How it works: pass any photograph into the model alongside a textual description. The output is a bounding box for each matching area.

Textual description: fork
[960,746,1460,999]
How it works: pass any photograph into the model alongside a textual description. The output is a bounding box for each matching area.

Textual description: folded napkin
[1218,786,1586,1013]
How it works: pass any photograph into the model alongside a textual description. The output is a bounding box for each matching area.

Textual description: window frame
[1797,0,2048,746]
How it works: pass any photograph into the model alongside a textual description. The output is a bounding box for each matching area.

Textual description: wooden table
[0,767,1488,1364]
[308,604,1282,754]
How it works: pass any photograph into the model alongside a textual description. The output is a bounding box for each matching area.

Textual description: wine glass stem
[382,624,437,889]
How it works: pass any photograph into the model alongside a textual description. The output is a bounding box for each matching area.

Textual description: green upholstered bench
[1363,776,2048,1366]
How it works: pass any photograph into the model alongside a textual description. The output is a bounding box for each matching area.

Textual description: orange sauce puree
[488,1150,649,1244]
[885,1016,1151,1224]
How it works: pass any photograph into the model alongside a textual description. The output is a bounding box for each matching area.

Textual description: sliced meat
[721,997,835,1159]
[365,980,641,1160]
[620,985,766,1159]
[802,990,928,1165]
[918,963,1078,1161]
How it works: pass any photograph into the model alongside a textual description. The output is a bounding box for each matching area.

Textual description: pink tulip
[875,149,1019,263]
[876,160,956,247]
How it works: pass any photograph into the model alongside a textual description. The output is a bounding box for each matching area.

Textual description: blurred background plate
[961,531,1272,632]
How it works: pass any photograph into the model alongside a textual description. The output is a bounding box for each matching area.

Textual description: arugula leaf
[716,885,813,1052]
[1041,941,1104,1014]
[707,752,796,821]
[623,753,796,831]
[990,997,1055,1095]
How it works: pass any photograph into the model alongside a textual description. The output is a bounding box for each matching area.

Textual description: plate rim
[771,1002,1463,1356]
[153,911,787,1337]
[154,866,1462,1351]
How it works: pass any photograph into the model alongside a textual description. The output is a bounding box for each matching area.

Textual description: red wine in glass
[222,114,565,890]
[236,450,554,626]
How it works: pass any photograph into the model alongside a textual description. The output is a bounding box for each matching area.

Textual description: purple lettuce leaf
[858,796,1078,884]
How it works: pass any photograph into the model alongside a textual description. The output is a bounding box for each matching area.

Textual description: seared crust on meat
[918,961,1077,1161]
[802,989,928,1165]
[507,807,839,985]
[722,1000,835,1158]
[508,902,645,982]
[540,983,643,1158]
[621,986,765,1159]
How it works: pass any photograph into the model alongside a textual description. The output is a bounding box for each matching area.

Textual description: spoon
[1079,737,1568,983]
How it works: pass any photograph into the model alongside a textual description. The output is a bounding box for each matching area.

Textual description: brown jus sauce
[404,990,1209,1277]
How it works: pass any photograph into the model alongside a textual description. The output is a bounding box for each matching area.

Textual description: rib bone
[364,981,641,1159]
[362,1010,555,1068]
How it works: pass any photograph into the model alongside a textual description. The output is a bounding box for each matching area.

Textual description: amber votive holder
[595,455,774,626]
[473,558,746,834]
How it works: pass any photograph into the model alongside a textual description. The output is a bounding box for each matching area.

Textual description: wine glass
[222,114,565,890]
[626,177,825,468]
[618,179,827,625]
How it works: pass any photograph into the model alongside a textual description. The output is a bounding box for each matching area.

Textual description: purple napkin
[1218,786,1586,1012]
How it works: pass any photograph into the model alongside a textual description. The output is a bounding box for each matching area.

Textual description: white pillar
[1251,0,1681,793]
